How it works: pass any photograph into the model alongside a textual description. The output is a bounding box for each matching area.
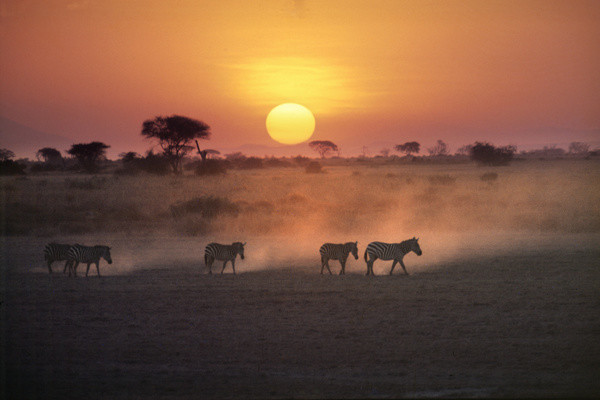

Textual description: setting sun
[265,103,315,145]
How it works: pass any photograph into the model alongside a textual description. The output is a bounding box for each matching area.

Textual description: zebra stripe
[67,244,113,277]
[204,242,245,275]
[319,242,358,275]
[364,238,422,276]
[43,243,73,274]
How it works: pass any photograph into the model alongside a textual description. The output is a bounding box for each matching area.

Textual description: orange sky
[1,0,599,157]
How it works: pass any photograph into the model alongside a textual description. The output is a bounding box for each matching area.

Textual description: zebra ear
[242,242,247,246]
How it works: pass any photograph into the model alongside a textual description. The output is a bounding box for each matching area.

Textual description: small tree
[380,148,391,158]
[36,147,63,164]
[309,140,338,158]
[469,142,516,166]
[568,142,590,155]
[142,115,210,174]
[0,148,15,162]
[455,145,473,156]
[67,142,110,172]
[427,140,449,157]
[394,141,420,157]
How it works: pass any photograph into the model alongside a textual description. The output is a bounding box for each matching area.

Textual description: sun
[266,103,315,145]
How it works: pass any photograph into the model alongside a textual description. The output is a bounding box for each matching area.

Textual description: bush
[170,196,240,219]
[470,142,516,166]
[0,160,26,175]
[238,157,263,170]
[305,161,323,174]
[480,172,499,182]
[264,157,292,168]
[195,159,228,176]
[428,174,456,185]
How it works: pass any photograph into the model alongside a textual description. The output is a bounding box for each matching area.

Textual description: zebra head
[233,242,245,260]
[98,246,113,264]
[410,237,422,256]
[349,241,359,260]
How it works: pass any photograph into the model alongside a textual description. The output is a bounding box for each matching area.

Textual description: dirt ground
[2,233,600,399]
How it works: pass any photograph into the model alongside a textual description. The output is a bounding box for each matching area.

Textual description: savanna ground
[2,159,600,398]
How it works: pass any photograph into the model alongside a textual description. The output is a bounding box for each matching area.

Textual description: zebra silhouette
[204,242,245,274]
[364,238,422,276]
[43,243,74,274]
[67,244,113,277]
[319,242,358,275]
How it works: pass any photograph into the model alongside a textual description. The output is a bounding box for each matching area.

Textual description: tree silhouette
[427,140,449,157]
[309,140,339,158]
[195,140,220,161]
[469,142,516,166]
[394,142,420,157]
[142,115,210,174]
[568,142,590,155]
[36,147,63,164]
[0,148,15,161]
[67,142,110,172]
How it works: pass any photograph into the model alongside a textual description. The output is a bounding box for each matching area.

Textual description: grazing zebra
[364,238,422,276]
[67,244,113,277]
[204,242,246,275]
[43,243,74,274]
[319,242,359,275]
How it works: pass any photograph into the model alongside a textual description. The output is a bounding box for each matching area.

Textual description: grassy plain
[2,159,600,398]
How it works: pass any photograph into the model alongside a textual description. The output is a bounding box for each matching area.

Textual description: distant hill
[0,117,73,159]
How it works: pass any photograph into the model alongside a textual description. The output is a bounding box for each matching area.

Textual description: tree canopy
[142,115,210,173]
[67,142,110,172]
[469,142,516,166]
[36,147,63,164]
[309,140,339,158]
[394,142,420,156]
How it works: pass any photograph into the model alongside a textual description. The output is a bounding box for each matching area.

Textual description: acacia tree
[67,142,110,172]
[394,141,420,157]
[309,140,339,158]
[141,115,210,174]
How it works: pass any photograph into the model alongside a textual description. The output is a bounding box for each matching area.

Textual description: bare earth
[2,234,600,399]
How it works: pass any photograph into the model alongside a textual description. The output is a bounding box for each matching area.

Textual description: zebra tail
[363,249,368,263]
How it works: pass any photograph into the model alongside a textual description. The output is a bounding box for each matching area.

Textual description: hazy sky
[1,0,599,157]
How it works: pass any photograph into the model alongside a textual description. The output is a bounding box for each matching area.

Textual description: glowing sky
[1,0,599,157]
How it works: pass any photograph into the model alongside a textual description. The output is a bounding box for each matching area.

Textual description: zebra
[319,242,358,275]
[364,238,422,276]
[204,242,245,275]
[43,243,74,274]
[67,244,113,277]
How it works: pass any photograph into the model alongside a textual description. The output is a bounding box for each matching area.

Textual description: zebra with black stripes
[364,238,422,276]
[319,242,358,275]
[67,244,113,277]
[204,242,245,275]
[43,243,74,274]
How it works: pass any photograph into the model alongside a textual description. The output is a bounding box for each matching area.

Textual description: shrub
[305,161,323,174]
[470,142,516,166]
[170,196,239,219]
[264,157,292,168]
[480,172,499,182]
[0,160,26,175]
[65,177,107,190]
[195,159,228,176]
[428,175,456,185]
[238,157,263,170]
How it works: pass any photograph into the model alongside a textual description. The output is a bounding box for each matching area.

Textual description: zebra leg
[206,257,213,274]
[86,263,91,277]
[339,260,345,275]
[72,262,79,277]
[399,259,409,275]
[325,260,332,275]
[320,256,326,275]
[231,259,236,275]
[221,260,228,274]
[390,260,398,275]
[96,262,101,277]
[47,261,53,274]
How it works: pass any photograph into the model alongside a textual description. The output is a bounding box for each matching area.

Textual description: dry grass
[2,159,598,238]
